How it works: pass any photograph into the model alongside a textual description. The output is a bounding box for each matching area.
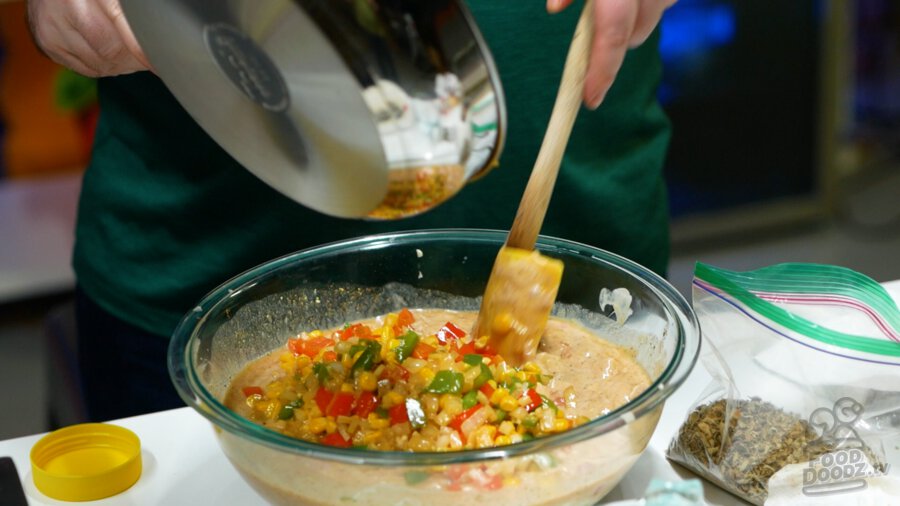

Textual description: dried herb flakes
[669,398,836,505]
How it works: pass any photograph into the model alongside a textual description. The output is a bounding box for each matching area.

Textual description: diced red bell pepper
[523,388,542,412]
[288,336,334,357]
[479,383,495,399]
[436,322,467,344]
[445,464,468,482]
[394,308,415,332]
[379,365,410,383]
[454,341,477,361]
[484,474,504,490]
[314,387,334,413]
[242,386,264,397]
[478,343,498,357]
[453,339,498,360]
[327,392,355,417]
[411,342,436,360]
[321,432,352,448]
[448,405,483,436]
[339,323,374,341]
[354,392,378,418]
[322,350,337,362]
[388,403,409,425]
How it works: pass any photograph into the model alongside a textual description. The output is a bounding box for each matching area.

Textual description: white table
[3,281,898,505]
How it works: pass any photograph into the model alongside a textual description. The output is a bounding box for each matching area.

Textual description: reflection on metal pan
[120,0,506,219]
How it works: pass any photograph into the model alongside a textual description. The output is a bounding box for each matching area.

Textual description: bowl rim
[169,228,700,465]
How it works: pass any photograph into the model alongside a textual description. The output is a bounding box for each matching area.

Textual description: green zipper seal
[472,122,497,134]
[695,262,900,357]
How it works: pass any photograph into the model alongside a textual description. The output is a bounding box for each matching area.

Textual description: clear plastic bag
[667,263,900,505]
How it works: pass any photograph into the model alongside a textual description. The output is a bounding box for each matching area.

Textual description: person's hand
[548,0,676,109]
[27,0,150,77]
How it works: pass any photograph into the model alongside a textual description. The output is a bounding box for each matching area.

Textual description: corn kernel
[439,394,463,417]
[383,391,405,408]
[308,417,328,434]
[471,425,498,448]
[366,413,389,429]
[247,394,271,413]
[308,330,324,338]
[325,419,338,434]
[474,334,490,350]
[498,420,515,435]
[358,371,378,392]
[522,362,542,374]
[492,312,513,336]
[499,396,519,412]
[552,419,570,432]
[279,352,297,373]
[384,313,398,328]
[363,431,383,444]
[265,382,283,399]
[490,388,509,406]
[244,394,261,409]
[494,435,512,446]
[340,382,354,393]
[421,394,440,416]
[419,368,435,383]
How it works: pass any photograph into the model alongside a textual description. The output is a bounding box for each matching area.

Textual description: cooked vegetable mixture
[233,308,590,451]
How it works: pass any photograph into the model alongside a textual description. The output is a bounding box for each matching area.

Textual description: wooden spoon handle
[506,0,595,250]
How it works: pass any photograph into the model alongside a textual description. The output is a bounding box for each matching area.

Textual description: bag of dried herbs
[667,263,900,505]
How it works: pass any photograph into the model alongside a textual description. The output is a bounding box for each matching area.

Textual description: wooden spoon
[473,1,594,366]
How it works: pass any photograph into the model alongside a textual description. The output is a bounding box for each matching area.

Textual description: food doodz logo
[801,397,891,497]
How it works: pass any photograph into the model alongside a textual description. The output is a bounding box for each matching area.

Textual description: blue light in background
[656,1,736,104]
[658,1,736,63]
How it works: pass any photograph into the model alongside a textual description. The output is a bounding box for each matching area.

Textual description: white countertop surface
[2,282,898,506]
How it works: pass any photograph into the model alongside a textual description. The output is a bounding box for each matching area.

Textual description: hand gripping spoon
[473,1,594,366]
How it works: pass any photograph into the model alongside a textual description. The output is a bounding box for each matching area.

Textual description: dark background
[659,0,822,219]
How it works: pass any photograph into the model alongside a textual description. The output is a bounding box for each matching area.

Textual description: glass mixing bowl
[169,229,699,505]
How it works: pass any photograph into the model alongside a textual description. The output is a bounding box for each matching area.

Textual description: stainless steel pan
[121,0,506,219]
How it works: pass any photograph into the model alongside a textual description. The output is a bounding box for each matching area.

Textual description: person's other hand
[27,0,150,77]
[548,0,676,109]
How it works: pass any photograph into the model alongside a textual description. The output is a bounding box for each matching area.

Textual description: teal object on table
[645,478,705,506]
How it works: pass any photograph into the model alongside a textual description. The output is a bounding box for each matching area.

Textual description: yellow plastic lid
[30,423,142,502]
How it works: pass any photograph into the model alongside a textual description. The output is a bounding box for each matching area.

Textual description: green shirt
[73,3,671,337]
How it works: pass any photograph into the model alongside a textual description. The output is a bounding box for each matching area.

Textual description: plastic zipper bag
[666,262,900,505]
